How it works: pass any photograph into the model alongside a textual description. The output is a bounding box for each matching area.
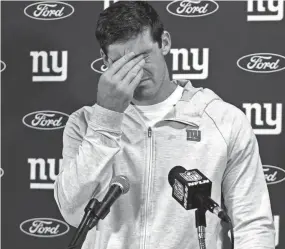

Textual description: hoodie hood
[174,80,222,126]
[132,79,222,127]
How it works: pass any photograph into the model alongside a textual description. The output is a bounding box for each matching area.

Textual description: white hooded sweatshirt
[54,80,275,249]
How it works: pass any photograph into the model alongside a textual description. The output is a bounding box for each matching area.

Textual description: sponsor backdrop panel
[1,1,284,249]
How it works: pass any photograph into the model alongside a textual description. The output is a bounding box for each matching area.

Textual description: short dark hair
[95,1,164,57]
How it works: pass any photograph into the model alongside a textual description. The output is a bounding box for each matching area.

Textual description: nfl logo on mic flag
[172,169,212,210]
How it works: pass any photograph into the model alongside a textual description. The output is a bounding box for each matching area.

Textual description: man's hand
[97,51,145,113]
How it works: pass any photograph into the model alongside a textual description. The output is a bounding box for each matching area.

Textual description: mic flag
[168,166,212,210]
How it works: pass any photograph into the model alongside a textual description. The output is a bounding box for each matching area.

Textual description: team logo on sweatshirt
[186,128,201,141]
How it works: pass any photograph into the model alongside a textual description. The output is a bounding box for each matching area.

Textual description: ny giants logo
[91,48,209,80]
[171,48,209,80]
[186,129,201,142]
[29,158,62,189]
[247,0,284,21]
[24,2,74,20]
[30,51,68,82]
[237,53,285,73]
[22,111,69,130]
[242,103,282,135]
[20,218,69,237]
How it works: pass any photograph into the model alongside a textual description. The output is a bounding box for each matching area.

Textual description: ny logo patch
[186,128,201,142]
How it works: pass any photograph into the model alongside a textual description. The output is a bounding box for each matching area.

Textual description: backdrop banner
[1,1,284,249]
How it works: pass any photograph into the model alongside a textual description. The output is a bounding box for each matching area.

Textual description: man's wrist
[89,103,124,132]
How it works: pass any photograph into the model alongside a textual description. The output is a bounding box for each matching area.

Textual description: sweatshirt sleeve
[221,106,275,249]
[54,104,124,227]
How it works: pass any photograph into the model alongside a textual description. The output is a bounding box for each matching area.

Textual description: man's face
[104,28,170,101]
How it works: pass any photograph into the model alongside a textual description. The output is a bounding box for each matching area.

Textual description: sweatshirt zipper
[148,127,152,137]
[143,126,153,249]
[127,104,199,249]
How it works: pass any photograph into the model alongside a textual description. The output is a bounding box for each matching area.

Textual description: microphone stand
[66,176,129,249]
[195,208,207,249]
[68,198,106,249]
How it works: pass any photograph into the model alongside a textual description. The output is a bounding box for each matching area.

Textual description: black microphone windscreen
[168,165,186,186]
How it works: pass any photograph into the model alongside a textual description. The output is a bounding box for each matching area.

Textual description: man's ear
[161,30,171,56]
[100,48,110,67]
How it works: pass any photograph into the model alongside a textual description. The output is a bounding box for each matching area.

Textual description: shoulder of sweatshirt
[203,99,255,155]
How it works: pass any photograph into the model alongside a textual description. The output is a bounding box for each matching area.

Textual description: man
[54,1,275,249]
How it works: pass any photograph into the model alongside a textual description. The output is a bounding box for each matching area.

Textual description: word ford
[29,220,59,235]
[247,55,279,70]
[33,4,64,17]
[31,113,63,127]
[263,165,285,185]
[264,168,277,182]
[177,1,210,14]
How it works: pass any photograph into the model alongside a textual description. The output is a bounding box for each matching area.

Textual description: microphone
[68,175,130,248]
[168,166,230,223]
[94,175,130,220]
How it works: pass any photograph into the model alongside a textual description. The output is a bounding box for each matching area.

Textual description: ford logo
[263,165,285,185]
[20,218,70,238]
[22,110,69,130]
[24,2,74,20]
[0,61,6,72]
[237,53,285,73]
[166,0,219,17]
[91,58,108,74]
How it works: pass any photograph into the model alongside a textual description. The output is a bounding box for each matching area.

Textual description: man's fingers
[107,52,136,75]
[116,55,144,80]
[107,57,113,67]
[129,68,144,92]
[123,59,145,84]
